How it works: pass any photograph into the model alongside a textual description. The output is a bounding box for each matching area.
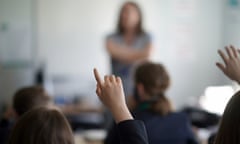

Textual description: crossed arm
[106,39,152,64]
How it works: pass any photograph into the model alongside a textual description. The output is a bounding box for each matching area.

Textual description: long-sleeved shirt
[117,120,148,144]
[106,112,197,144]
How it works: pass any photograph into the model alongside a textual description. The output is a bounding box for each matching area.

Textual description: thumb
[96,84,102,97]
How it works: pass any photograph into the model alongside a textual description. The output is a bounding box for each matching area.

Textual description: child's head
[8,107,74,144]
[13,86,52,116]
[134,62,172,115]
[214,91,240,144]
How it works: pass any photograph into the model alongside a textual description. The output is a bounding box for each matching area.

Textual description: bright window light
[199,86,235,115]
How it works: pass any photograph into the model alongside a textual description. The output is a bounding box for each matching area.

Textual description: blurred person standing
[106,1,153,97]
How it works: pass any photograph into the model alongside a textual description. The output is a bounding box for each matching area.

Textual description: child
[208,45,240,144]
[94,69,148,144]
[8,107,74,144]
[0,86,52,144]
[105,62,197,144]
[213,90,240,144]
[7,69,149,144]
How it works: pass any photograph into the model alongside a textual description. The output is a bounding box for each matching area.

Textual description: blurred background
[0,0,240,143]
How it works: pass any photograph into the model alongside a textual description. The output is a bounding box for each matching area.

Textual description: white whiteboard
[37,0,228,108]
[0,0,32,64]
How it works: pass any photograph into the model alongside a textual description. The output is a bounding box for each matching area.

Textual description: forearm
[110,104,133,124]
[107,41,152,63]
[109,47,147,63]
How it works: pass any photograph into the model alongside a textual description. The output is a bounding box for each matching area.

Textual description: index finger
[230,45,238,58]
[93,68,103,86]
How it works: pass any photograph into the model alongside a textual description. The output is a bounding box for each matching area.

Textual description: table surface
[74,133,103,144]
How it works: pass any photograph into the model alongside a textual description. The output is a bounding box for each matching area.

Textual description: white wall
[0,0,34,104]
[0,0,32,62]
[36,0,229,108]
[223,0,240,47]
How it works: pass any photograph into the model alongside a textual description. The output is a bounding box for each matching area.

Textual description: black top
[106,112,197,144]
[117,120,148,144]
[135,111,198,144]
[0,118,148,144]
[0,118,12,144]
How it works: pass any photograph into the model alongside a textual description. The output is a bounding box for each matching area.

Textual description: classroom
[1,0,240,144]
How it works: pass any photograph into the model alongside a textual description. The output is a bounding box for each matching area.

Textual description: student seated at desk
[8,107,74,144]
[208,46,240,144]
[213,45,240,144]
[7,69,149,144]
[105,62,197,144]
[0,86,52,144]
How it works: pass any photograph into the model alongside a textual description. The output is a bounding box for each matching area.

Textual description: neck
[123,30,136,43]
[125,29,136,36]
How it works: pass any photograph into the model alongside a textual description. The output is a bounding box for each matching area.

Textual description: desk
[74,129,106,144]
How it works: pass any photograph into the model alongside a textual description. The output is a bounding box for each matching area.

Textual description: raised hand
[93,68,133,123]
[216,45,240,83]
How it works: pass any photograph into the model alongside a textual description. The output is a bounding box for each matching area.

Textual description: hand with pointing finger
[93,68,133,123]
[216,45,240,83]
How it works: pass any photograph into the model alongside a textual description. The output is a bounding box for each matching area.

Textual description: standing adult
[106,1,152,97]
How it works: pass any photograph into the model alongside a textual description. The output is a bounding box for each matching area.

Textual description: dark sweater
[106,111,197,144]
[0,118,12,144]
[117,120,148,144]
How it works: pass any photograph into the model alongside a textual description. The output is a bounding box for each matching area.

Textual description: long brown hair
[8,107,74,144]
[214,91,240,144]
[117,1,144,35]
[135,62,172,115]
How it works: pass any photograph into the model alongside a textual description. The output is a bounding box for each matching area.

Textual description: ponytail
[150,93,172,116]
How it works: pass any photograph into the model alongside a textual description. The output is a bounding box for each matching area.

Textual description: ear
[136,83,149,101]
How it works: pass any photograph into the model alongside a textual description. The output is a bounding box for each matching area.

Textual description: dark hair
[135,62,172,115]
[8,107,74,144]
[13,86,51,116]
[214,91,240,144]
[117,1,144,35]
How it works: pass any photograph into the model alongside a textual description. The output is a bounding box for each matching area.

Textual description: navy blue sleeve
[117,120,149,144]
[104,122,121,144]
[0,118,11,144]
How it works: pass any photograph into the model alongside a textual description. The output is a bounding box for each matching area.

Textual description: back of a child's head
[214,91,240,144]
[135,62,172,115]
[8,107,74,144]
[135,62,170,95]
[13,86,52,116]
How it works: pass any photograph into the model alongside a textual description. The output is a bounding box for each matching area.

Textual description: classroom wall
[0,0,236,108]
[0,0,34,104]
[223,0,240,47]
[36,0,229,108]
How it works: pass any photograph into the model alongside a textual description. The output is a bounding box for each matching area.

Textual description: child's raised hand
[93,68,133,123]
[217,45,240,83]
